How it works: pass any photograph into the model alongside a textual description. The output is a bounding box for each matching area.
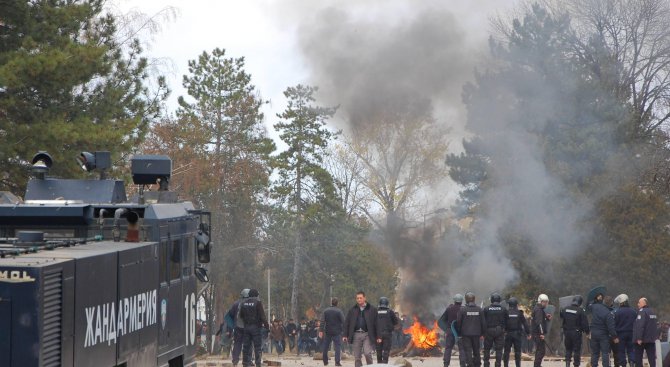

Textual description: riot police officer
[227,288,250,367]
[440,294,466,367]
[483,293,508,367]
[531,294,552,367]
[457,292,486,367]
[375,297,398,364]
[240,289,269,367]
[561,295,589,367]
[503,297,529,367]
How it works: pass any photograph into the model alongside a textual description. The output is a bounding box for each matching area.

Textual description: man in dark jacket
[633,297,659,367]
[590,294,619,367]
[375,296,399,364]
[344,291,378,367]
[483,293,508,367]
[285,319,297,352]
[227,288,250,367]
[440,294,466,367]
[297,318,310,355]
[321,298,345,366]
[269,320,286,355]
[561,295,590,367]
[457,292,486,367]
[240,289,268,367]
[614,294,636,367]
[503,297,529,367]
[531,294,552,367]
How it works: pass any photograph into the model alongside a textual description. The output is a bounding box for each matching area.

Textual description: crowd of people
[215,288,662,367]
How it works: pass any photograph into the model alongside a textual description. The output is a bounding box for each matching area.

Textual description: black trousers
[232,327,244,365]
[564,330,583,367]
[322,333,342,365]
[533,336,546,367]
[242,325,263,367]
[462,335,482,367]
[634,342,656,367]
[503,331,523,367]
[591,331,611,367]
[444,332,466,367]
[484,327,505,367]
[376,335,392,363]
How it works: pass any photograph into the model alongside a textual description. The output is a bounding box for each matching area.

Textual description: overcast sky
[114,1,302,126]
[114,0,519,132]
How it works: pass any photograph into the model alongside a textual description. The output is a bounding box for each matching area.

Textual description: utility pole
[329,273,334,303]
[267,268,271,321]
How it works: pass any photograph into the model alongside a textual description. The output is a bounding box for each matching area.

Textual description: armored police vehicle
[0,151,212,367]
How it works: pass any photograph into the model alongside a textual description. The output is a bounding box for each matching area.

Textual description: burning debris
[400,317,442,357]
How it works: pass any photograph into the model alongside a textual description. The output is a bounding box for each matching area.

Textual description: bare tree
[347,102,449,230]
[325,143,370,220]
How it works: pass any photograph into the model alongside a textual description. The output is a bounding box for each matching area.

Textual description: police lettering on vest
[241,299,260,325]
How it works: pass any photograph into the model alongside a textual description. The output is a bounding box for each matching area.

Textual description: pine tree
[272,84,337,321]
[0,0,168,191]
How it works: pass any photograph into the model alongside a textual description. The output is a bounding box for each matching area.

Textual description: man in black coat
[614,294,636,367]
[440,294,466,367]
[633,297,659,367]
[561,295,589,367]
[457,292,486,367]
[532,294,552,367]
[589,293,619,367]
[344,291,378,367]
[285,319,297,352]
[320,298,345,366]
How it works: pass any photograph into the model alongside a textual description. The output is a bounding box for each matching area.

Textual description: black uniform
[561,305,589,367]
[531,305,549,367]
[227,300,245,366]
[375,307,399,363]
[503,307,529,367]
[633,305,659,367]
[483,303,508,367]
[440,303,466,367]
[239,297,268,367]
[457,303,487,367]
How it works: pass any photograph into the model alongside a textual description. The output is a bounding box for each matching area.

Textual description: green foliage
[0,0,168,191]
[450,3,670,308]
[272,84,339,210]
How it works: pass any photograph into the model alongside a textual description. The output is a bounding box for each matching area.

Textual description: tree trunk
[290,232,301,322]
[290,162,303,322]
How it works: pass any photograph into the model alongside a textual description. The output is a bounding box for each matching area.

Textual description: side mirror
[195,229,211,263]
[197,242,211,263]
[195,266,209,283]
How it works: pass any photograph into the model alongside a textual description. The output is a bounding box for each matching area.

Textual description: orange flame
[403,316,440,349]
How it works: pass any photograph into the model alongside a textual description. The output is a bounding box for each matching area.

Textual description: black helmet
[572,295,583,306]
[507,297,518,307]
[379,297,390,308]
[490,292,502,303]
[249,289,259,298]
[465,292,475,303]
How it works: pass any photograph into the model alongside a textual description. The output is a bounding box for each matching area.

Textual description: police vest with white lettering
[240,298,261,326]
